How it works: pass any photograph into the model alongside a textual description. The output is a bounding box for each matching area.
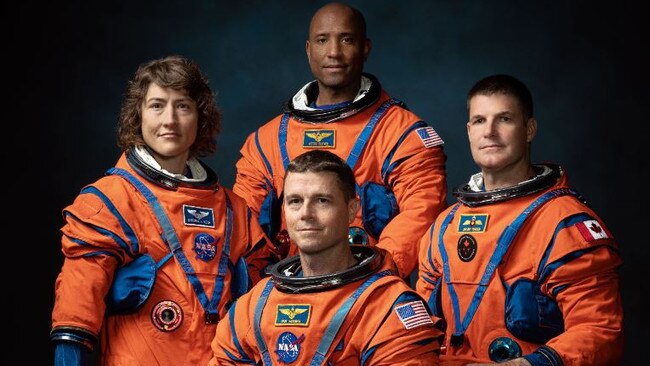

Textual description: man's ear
[306,40,311,62]
[526,117,537,143]
[363,38,372,62]
[348,198,360,223]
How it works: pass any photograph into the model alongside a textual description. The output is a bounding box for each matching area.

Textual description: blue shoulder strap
[252,279,276,366]
[107,167,233,323]
[255,129,275,189]
[346,98,402,170]
[279,113,291,171]
[310,270,392,366]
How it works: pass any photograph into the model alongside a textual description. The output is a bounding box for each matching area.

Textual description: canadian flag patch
[575,219,610,241]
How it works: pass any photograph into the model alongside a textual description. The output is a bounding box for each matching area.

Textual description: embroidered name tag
[275,304,311,326]
[303,129,335,148]
[183,205,215,228]
[458,214,489,233]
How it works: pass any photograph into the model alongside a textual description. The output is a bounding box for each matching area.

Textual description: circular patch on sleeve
[488,336,522,362]
[457,234,477,262]
[151,300,183,332]
[275,331,303,364]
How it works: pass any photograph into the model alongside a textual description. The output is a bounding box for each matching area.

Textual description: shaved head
[309,2,367,39]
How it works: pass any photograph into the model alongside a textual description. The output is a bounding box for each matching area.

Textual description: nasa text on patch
[193,233,218,261]
[276,331,303,363]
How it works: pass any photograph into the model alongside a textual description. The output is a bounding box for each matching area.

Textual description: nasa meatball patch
[193,233,218,261]
[276,331,303,363]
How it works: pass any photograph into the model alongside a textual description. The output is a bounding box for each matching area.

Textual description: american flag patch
[394,300,433,329]
[416,126,443,148]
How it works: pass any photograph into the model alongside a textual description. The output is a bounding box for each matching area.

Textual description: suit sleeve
[233,131,273,216]
[537,218,623,365]
[51,186,146,338]
[380,137,447,277]
[362,292,442,365]
[243,207,278,285]
[416,223,442,307]
[209,291,259,365]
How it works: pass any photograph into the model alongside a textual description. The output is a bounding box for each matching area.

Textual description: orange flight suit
[51,152,270,365]
[417,165,623,365]
[211,246,442,365]
[234,74,447,277]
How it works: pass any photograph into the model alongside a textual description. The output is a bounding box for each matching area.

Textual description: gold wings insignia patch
[305,131,333,143]
[279,307,308,320]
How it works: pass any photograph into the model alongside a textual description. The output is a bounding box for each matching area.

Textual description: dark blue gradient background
[9,1,647,364]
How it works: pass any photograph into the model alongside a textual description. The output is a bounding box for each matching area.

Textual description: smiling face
[467,93,536,178]
[306,3,370,104]
[283,170,359,255]
[141,83,198,174]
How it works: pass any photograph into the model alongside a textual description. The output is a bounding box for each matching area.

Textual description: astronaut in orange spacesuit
[417,74,623,365]
[211,150,442,366]
[50,55,271,365]
[232,2,447,278]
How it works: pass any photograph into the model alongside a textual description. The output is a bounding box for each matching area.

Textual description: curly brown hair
[117,55,221,157]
